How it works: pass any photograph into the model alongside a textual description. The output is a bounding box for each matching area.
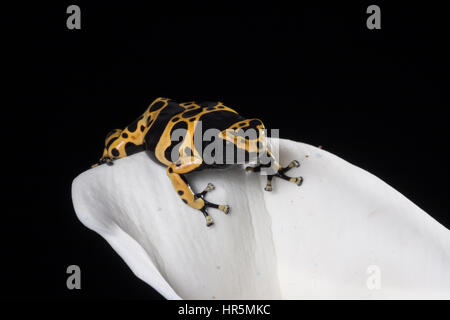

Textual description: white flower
[72,139,450,299]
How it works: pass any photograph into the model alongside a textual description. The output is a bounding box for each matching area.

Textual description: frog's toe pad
[205,183,215,191]
[219,205,230,214]
[206,216,214,226]
[294,177,303,186]
[264,185,273,192]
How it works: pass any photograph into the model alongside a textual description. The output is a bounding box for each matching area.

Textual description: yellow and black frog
[92,97,303,226]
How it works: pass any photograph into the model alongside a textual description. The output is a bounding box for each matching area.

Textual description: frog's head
[91,129,122,168]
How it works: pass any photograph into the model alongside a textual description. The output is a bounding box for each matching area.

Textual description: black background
[3,1,449,299]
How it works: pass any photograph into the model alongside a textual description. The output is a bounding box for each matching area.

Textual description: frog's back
[144,100,249,166]
[145,101,242,149]
[177,100,245,132]
[144,99,186,151]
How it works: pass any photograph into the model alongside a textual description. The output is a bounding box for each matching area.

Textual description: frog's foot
[264,160,303,191]
[264,173,303,191]
[199,202,230,227]
[100,156,114,166]
[195,183,230,226]
[91,156,115,168]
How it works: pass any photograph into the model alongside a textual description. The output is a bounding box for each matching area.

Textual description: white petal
[72,139,450,299]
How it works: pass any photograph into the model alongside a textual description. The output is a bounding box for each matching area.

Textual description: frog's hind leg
[166,159,230,227]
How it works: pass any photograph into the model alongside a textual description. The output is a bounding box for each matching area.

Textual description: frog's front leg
[91,156,115,168]
[166,158,230,227]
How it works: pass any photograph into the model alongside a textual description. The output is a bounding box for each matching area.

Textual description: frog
[92,97,303,226]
